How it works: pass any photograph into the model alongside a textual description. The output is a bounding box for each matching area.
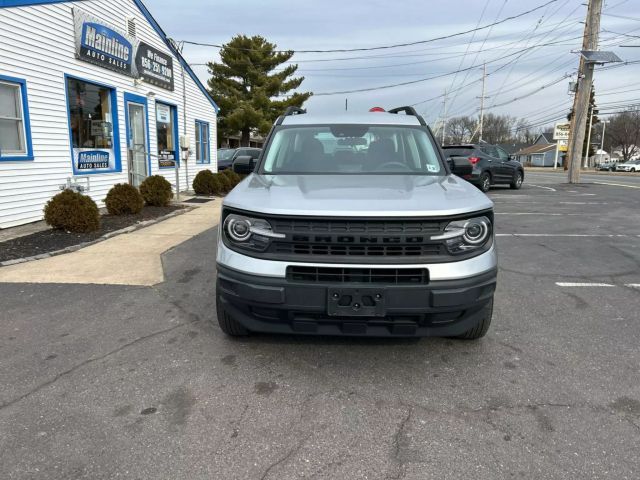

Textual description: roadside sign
[553,123,570,140]
[558,139,568,152]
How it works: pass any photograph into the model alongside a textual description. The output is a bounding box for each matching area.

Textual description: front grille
[269,217,445,260]
[287,266,429,284]
[272,219,442,234]
[275,243,441,256]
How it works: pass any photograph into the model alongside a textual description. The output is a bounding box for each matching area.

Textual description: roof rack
[388,106,427,126]
[276,106,306,125]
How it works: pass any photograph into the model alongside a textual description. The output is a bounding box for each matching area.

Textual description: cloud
[147,0,640,130]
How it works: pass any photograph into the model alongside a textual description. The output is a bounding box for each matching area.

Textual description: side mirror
[233,155,255,174]
[447,157,473,177]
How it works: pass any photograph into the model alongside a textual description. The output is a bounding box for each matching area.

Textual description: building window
[156,102,178,168]
[195,120,210,164]
[0,76,33,161]
[65,76,120,173]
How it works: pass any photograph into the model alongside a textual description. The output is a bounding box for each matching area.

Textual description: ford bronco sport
[216,106,497,339]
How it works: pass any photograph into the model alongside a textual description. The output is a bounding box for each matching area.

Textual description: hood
[223,174,493,217]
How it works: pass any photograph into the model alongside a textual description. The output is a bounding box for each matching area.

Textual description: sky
[146,0,639,134]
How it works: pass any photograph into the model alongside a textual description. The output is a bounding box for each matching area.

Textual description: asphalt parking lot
[1,172,639,480]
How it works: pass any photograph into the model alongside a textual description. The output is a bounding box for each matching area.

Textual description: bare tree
[482,113,517,144]
[605,110,640,161]
[446,116,476,143]
[513,119,538,144]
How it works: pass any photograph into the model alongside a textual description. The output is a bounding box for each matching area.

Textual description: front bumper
[216,262,497,338]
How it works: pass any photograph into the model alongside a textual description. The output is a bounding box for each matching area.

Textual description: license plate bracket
[327,287,386,317]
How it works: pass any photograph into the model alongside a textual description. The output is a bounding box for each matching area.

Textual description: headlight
[223,213,284,251]
[431,216,492,254]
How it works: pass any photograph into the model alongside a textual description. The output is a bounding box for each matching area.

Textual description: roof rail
[388,106,427,126]
[284,106,306,116]
[276,106,306,125]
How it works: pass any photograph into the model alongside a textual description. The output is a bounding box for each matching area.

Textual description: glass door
[127,102,148,187]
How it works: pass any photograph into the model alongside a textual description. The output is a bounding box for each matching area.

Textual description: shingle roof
[497,143,527,155]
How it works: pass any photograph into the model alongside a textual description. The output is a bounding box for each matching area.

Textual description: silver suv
[216,107,497,339]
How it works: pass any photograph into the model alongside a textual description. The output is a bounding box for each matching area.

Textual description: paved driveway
[1,177,639,479]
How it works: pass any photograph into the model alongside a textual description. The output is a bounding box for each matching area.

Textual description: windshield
[218,149,236,160]
[261,125,443,175]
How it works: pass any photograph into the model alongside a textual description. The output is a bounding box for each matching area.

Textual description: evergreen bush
[139,175,173,206]
[104,183,144,215]
[43,190,100,233]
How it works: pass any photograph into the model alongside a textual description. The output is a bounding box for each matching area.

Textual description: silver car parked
[215,107,497,339]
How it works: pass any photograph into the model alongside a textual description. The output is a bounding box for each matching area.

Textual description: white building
[0,0,218,228]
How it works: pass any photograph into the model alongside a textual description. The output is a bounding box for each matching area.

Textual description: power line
[487,0,579,107]
[311,36,587,96]
[181,0,559,54]
[444,0,495,115]
[602,12,640,22]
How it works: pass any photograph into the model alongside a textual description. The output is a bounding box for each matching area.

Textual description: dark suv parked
[442,143,524,192]
[217,147,261,171]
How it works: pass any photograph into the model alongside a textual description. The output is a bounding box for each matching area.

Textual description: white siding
[0,0,218,228]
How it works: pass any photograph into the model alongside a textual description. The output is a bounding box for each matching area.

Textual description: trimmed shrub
[193,169,224,195]
[215,172,234,193]
[44,189,100,233]
[104,183,144,215]
[221,168,242,187]
[139,175,173,207]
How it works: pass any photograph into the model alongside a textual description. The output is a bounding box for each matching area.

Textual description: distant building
[513,133,561,167]
[591,149,610,164]
[218,133,265,149]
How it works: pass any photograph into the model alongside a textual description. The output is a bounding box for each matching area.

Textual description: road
[526,169,640,187]
[1,172,639,479]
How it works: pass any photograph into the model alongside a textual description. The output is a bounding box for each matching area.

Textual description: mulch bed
[0,205,183,263]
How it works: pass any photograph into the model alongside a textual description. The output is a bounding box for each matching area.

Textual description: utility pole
[478,63,487,143]
[566,0,603,183]
[441,89,448,145]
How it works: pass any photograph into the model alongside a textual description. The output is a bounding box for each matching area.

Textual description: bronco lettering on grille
[290,235,426,244]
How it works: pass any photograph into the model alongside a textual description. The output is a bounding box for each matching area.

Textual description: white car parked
[615,160,640,172]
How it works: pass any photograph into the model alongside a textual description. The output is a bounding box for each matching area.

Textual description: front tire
[478,172,491,193]
[510,171,523,189]
[215,294,249,336]
[457,298,493,340]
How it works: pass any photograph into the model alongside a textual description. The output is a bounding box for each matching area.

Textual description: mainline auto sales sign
[73,9,174,91]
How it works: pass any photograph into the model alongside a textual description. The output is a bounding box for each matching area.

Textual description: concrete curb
[0,207,193,268]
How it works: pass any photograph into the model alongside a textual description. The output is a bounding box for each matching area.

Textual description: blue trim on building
[130,0,219,113]
[155,99,180,168]
[1,0,220,114]
[0,74,34,161]
[123,92,152,178]
[195,120,210,164]
[64,73,122,175]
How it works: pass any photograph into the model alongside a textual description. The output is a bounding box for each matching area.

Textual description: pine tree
[207,35,312,146]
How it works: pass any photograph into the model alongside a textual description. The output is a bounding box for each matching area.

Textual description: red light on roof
[369,107,386,112]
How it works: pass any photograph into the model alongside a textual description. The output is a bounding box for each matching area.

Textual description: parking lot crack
[259,433,311,480]
[386,406,412,479]
[0,320,195,411]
